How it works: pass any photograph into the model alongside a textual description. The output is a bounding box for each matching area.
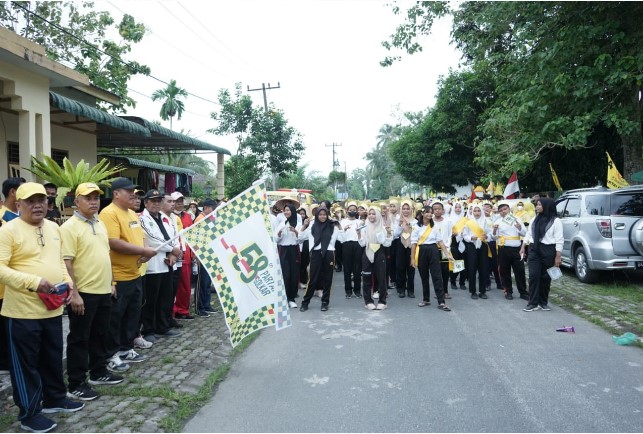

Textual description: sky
[98,0,462,176]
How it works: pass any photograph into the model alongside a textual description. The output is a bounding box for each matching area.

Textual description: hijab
[364,205,385,263]
[532,198,557,250]
[284,204,298,228]
[311,208,334,256]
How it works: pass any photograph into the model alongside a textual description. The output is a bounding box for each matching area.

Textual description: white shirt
[275,220,303,246]
[299,225,339,251]
[492,215,526,247]
[338,218,361,243]
[411,223,443,245]
[524,218,564,252]
[431,218,453,248]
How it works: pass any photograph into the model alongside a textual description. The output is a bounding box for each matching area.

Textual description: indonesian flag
[503,172,520,199]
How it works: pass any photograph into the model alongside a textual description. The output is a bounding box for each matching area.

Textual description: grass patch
[96,415,116,431]
[0,411,15,432]
[160,355,177,364]
[585,282,643,304]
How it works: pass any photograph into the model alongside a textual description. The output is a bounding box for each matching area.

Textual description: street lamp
[204,181,213,197]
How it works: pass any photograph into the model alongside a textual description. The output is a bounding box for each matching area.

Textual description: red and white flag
[503,172,520,199]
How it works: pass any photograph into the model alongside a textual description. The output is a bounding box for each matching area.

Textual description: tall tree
[151,79,188,130]
[223,154,261,199]
[0,1,149,111]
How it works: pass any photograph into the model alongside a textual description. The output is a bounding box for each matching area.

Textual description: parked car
[555,186,643,282]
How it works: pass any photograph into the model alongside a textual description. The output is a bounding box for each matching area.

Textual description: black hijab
[311,208,333,256]
[532,198,557,250]
[284,204,298,228]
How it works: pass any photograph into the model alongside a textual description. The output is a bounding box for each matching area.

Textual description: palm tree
[151,79,188,130]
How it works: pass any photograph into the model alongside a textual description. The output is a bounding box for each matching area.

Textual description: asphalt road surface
[184,272,643,433]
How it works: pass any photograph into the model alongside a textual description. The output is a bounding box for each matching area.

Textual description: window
[51,149,69,167]
[611,193,643,217]
[556,199,568,218]
[584,195,609,216]
[564,198,581,218]
[7,142,19,164]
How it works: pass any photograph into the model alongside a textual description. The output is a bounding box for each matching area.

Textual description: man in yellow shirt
[0,183,84,433]
[61,183,125,402]
[99,178,156,373]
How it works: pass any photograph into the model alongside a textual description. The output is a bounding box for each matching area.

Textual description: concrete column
[216,153,225,199]
[18,111,36,181]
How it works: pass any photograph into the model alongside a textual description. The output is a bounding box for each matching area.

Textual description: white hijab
[364,205,385,263]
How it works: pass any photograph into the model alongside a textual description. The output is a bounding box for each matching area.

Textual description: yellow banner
[549,163,563,192]
[606,152,629,189]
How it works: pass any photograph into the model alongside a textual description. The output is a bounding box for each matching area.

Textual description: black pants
[302,250,334,306]
[67,293,112,390]
[300,241,310,285]
[485,240,501,289]
[362,248,387,305]
[528,244,556,307]
[417,244,445,304]
[342,241,362,295]
[396,242,415,294]
[466,242,489,295]
[7,316,66,421]
[388,238,399,287]
[498,245,527,295]
[334,240,343,269]
[449,235,466,286]
[142,272,173,335]
[107,277,143,355]
[279,244,300,301]
[0,299,9,370]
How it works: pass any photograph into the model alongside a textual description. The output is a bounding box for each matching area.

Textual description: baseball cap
[75,182,104,197]
[170,191,184,201]
[143,189,163,200]
[16,183,47,200]
[110,177,138,191]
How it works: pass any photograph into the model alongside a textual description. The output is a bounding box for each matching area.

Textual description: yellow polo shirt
[99,203,145,282]
[0,218,71,319]
[60,213,112,295]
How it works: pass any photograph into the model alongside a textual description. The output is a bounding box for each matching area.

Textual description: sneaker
[365,303,376,310]
[107,354,130,372]
[169,319,184,329]
[88,373,124,386]
[175,313,195,320]
[375,303,387,310]
[479,293,488,299]
[407,292,415,298]
[143,334,157,344]
[373,291,379,299]
[133,336,153,349]
[288,300,298,308]
[353,292,362,298]
[197,311,211,318]
[519,293,530,301]
[41,398,85,414]
[505,293,514,300]
[204,306,217,313]
[450,282,457,290]
[345,294,352,299]
[299,305,308,312]
[523,304,541,312]
[158,329,182,338]
[20,414,57,433]
[118,349,147,363]
[67,383,99,401]
[320,304,329,311]
[540,304,551,311]
[471,293,478,300]
[459,284,467,290]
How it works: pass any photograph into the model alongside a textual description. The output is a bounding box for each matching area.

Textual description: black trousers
[67,293,112,390]
[7,316,66,421]
[342,241,362,295]
[498,245,527,295]
[528,244,556,307]
[485,240,501,288]
[449,235,467,286]
[279,244,300,301]
[417,244,445,304]
[466,242,489,295]
[362,248,388,305]
[396,242,415,294]
[0,299,9,370]
[302,250,334,306]
[142,272,173,335]
[387,238,399,287]
[300,241,310,285]
[107,277,142,355]
[334,240,343,269]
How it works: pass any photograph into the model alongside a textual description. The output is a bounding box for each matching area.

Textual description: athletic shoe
[365,303,376,310]
[107,354,130,373]
[450,282,457,290]
[143,334,157,344]
[373,291,379,299]
[471,293,478,300]
[133,336,153,349]
[169,319,183,329]
[67,383,99,401]
[41,399,85,414]
[299,305,308,312]
[320,304,329,311]
[375,303,387,310]
[118,349,147,363]
[175,313,195,320]
[459,284,467,290]
[522,304,541,312]
[197,311,211,318]
[519,294,530,301]
[20,414,57,433]
[88,373,124,386]
[505,294,514,300]
[158,329,182,338]
[540,304,551,311]
[479,293,488,299]
[204,306,217,313]
[345,294,352,299]
[288,300,298,308]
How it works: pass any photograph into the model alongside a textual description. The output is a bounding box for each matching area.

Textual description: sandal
[418,301,431,307]
[438,304,451,311]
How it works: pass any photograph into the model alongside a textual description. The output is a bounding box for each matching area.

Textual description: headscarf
[531,198,557,251]
[449,202,464,224]
[364,205,384,263]
[311,208,333,256]
[284,204,297,228]
[399,199,415,248]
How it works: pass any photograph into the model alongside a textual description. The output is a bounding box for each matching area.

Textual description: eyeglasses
[36,226,45,247]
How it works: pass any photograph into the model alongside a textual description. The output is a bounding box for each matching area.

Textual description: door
[610,191,643,256]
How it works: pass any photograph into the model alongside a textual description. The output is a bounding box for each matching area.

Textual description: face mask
[517,205,524,210]
[348,211,358,218]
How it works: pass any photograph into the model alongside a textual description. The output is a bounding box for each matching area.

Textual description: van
[267,189,316,207]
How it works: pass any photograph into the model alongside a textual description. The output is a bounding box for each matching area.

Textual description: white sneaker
[375,303,387,310]
[133,336,153,349]
[107,354,130,372]
[365,303,376,310]
[118,349,147,363]
[288,301,298,308]
[373,291,379,299]
[314,290,323,298]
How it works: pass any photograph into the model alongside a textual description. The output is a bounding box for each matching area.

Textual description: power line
[247,82,281,112]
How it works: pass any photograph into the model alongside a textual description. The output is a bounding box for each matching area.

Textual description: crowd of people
[271,194,563,315]
[0,176,220,433]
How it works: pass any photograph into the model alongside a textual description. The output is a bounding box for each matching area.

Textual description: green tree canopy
[151,79,188,130]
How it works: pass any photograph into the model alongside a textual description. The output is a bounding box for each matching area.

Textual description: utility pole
[247,82,281,111]
[325,142,342,173]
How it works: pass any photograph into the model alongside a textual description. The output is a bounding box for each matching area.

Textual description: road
[184,271,643,433]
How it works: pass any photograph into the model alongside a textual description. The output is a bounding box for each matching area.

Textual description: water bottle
[192,262,198,275]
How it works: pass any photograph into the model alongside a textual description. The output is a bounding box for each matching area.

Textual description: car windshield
[611,192,643,216]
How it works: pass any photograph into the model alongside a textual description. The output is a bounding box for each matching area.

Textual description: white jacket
[139,209,179,274]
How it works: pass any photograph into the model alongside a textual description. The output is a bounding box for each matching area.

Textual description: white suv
[556,186,643,283]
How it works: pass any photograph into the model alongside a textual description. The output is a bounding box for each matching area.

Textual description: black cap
[111,177,138,191]
[143,189,163,200]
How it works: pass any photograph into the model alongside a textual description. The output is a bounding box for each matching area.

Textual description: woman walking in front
[275,204,302,309]
[462,204,493,300]
[358,205,393,310]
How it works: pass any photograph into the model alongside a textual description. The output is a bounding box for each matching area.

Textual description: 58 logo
[230,242,269,283]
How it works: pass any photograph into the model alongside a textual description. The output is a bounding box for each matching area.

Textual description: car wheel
[574,246,599,283]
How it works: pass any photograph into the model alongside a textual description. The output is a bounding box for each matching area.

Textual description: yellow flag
[606,152,629,189]
[549,163,563,192]
[486,181,494,195]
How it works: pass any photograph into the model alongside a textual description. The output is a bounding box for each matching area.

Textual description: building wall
[50,124,97,166]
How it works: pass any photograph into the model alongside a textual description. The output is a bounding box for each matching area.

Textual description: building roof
[99,154,196,176]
